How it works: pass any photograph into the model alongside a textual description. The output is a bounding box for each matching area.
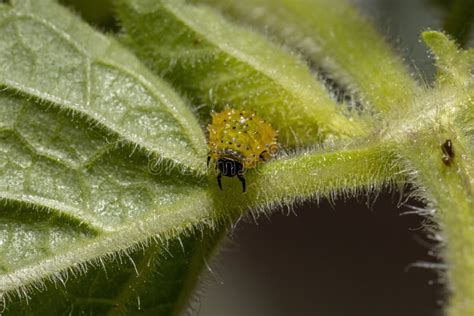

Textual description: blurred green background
[58,0,473,315]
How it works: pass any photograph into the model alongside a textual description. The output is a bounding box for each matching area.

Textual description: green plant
[0,0,472,315]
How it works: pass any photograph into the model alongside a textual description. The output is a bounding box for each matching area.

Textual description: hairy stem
[395,79,474,315]
[210,143,404,218]
[402,133,473,315]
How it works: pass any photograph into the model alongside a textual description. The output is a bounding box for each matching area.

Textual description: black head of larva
[441,139,455,166]
[215,158,246,192]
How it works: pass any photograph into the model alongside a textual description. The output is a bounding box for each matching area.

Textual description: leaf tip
[422,30,456,53]
[421,30,473,86]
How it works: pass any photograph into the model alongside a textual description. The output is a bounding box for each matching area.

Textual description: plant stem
[400,128,473,315]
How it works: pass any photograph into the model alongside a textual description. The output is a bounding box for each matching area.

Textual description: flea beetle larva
[207,108,278,192]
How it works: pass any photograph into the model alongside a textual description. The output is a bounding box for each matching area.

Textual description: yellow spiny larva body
[208,108,278,169]
[207,108,278,192]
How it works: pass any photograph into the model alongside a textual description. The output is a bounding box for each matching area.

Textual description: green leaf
[0,0,207,173]
[116,0,367,146]
[198,0,420,114]
[0,93,218,294]
[2,226,224,315]
[0,0,219,307]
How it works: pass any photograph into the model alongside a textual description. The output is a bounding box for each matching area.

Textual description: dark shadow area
[200,194,443,316]
[59,0,120,33]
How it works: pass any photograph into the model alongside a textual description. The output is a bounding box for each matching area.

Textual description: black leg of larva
[217,172,223,190]
[238,173,246,193]
[207,156,211,168]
